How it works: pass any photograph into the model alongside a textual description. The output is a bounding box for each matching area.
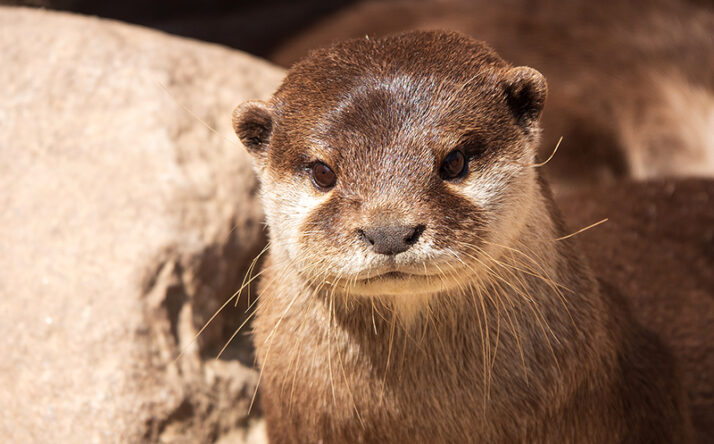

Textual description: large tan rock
[0,7,283,443]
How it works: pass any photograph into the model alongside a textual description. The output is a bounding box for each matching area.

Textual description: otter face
[233,31,547,298]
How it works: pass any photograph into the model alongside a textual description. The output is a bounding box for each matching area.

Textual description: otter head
[233,31,547,301]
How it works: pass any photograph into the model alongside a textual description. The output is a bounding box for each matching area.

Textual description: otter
[232,31,696,443]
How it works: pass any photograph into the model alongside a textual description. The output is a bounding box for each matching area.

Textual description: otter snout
[358,224,425,255]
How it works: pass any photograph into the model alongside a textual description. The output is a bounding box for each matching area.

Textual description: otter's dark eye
[310,162,337,189]
[440,150,466,180]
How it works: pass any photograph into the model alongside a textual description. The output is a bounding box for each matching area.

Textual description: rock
[0,7,283,443]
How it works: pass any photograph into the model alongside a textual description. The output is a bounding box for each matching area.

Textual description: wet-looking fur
[233,31,693,443]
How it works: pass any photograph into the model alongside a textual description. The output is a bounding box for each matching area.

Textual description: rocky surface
[0,7,283,443]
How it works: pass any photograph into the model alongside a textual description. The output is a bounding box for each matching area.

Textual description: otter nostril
[404,225,425,245]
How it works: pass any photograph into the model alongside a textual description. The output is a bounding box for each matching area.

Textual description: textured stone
[0,7,282,443]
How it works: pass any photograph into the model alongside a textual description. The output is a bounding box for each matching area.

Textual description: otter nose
[359,225,424,255]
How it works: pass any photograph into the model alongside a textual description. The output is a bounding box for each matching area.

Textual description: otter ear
[502,66,547,132]
[232,100,273,162]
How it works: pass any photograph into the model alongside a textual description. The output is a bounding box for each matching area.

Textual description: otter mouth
[340,269,451,296]
[356,270,418,282]
[322,262,471,296]
[351,261,466,284]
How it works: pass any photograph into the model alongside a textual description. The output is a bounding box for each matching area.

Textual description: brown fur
[233,31,698,442]
[270,0,714,190]
[558,179,714,442]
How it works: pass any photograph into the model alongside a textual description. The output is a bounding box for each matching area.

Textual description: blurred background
[6,1,713,63]
[1,0,360,57]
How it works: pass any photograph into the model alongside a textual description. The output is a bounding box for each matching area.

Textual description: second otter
[233,31,694,443]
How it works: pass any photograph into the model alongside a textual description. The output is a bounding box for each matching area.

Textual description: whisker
[555,218,608,241]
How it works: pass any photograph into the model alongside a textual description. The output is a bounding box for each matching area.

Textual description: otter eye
[440,149,466,180]
[310,161,337,189]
